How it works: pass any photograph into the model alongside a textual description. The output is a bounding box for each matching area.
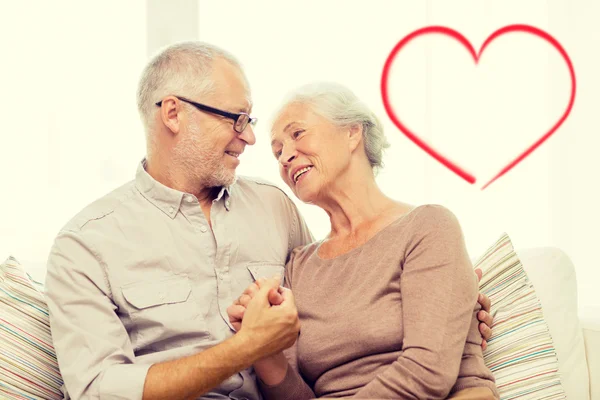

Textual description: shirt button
[186,195,194,203]
[200,225,208,233]
[158,292,165,300]
[169,206,175,213]
[219,275,224,281]
[225,200,230,208]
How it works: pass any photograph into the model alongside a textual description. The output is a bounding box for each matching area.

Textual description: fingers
[236,280,266,308]
[240,287,283,307]
[246,276,282,310]
[479,321,492,342]
[478,293,491,313]
[478,309,494,331]
[255,275,282,290]
[278,287,296,308]
[236,275,284,312]
[268,288,284,306]
[481,339,488,351]
[238,294,252,308]
[243,282,260,298]
[227,304,245,322]
[477,311,494,339]
[474,268,483,282]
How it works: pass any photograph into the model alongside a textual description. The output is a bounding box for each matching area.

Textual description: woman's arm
[227,248,317,400]
[253,352,289,385]
[353,205,482,399]
[254,345,317,400]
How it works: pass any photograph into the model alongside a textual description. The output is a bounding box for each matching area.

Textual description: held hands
[475,268,494,351]
[227,276,300,357]
[228,270,493,353]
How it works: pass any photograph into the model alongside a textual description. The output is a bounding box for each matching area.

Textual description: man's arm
[142,333,260,400]
[46,231,294,400]
[46,230,150,399]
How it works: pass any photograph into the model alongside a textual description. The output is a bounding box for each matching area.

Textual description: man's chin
[201,169,237,189]
[225,174,237,187]
[217,170,237,187]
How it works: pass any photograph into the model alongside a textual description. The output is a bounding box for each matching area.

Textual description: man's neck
[145,156,220,206]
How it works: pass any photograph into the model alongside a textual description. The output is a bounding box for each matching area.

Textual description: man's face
[174,58,256,188]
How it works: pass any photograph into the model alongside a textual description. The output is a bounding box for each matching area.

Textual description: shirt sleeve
[352,205,479,399]
[45,229,150,400]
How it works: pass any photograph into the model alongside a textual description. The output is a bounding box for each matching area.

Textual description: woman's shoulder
[284,241,321,288]
[386,204,465,250]
[290,240,320,260]
[286,241,320,270]
[406,204,462,229]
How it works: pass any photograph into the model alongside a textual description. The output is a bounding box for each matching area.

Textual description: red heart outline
[380,25,576,189]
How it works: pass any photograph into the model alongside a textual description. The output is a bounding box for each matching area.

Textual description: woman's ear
[347,123,363,152]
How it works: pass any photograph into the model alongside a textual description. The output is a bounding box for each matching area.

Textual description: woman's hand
[227,277,285,331]
[475,268,494,350]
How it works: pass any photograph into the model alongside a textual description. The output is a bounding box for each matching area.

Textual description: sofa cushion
[0,256,63,399]
[474,234,566,399]
[516,247,590,400]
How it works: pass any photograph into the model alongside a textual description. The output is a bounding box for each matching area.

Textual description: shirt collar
[135,159,233,217]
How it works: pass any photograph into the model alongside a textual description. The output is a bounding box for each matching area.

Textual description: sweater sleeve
[258,246,317,400]
[257,358,317,400]
[352,205,479,399]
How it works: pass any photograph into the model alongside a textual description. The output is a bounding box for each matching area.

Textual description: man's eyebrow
[238,100,253,113]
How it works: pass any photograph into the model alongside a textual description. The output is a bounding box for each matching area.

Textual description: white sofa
[516,247,599,399]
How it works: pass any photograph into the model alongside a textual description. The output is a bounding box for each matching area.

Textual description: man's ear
[347,123,363,152]
[158,96,183,135]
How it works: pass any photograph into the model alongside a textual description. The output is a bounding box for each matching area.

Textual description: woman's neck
[317,168,396,239]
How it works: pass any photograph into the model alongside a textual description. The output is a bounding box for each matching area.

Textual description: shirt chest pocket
[230,262,285,298]
[121,275,200,325]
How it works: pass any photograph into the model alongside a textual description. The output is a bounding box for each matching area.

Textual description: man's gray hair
[277,82,390,173]
[137,41,245,133]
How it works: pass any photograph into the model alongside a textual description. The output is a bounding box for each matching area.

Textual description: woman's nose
[280,147,297,165]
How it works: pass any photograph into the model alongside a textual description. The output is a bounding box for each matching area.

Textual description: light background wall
[0,0,598,319]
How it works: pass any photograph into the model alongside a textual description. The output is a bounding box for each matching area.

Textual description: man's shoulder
[60,180,137,234]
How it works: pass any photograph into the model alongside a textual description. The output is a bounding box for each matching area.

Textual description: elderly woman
[229,82,498,400]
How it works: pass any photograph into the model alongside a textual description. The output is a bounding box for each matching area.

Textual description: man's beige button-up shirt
[45,160,313,400]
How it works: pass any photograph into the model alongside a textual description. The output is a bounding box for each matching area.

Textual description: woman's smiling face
[270,102,354,203]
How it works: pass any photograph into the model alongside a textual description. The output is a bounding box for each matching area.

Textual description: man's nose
[239,124,256,145]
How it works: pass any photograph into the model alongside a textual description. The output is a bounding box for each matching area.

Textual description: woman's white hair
[136,41,245,134]
[277,82,390,173]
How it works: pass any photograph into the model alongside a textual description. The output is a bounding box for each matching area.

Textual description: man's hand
[229,276,299,357]
[227,277,283,331]
[475,268,494,351]
[227,277,293,386]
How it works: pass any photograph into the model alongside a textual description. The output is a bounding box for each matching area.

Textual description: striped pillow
[0,256,64,399]
[475,234,566,400]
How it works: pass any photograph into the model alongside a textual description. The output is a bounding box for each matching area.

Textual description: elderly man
[45,42,493,400]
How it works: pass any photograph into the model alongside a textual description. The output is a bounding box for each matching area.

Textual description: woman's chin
[294,186,317,203]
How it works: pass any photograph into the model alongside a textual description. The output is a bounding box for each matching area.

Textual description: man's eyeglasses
[156,96,257,134]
